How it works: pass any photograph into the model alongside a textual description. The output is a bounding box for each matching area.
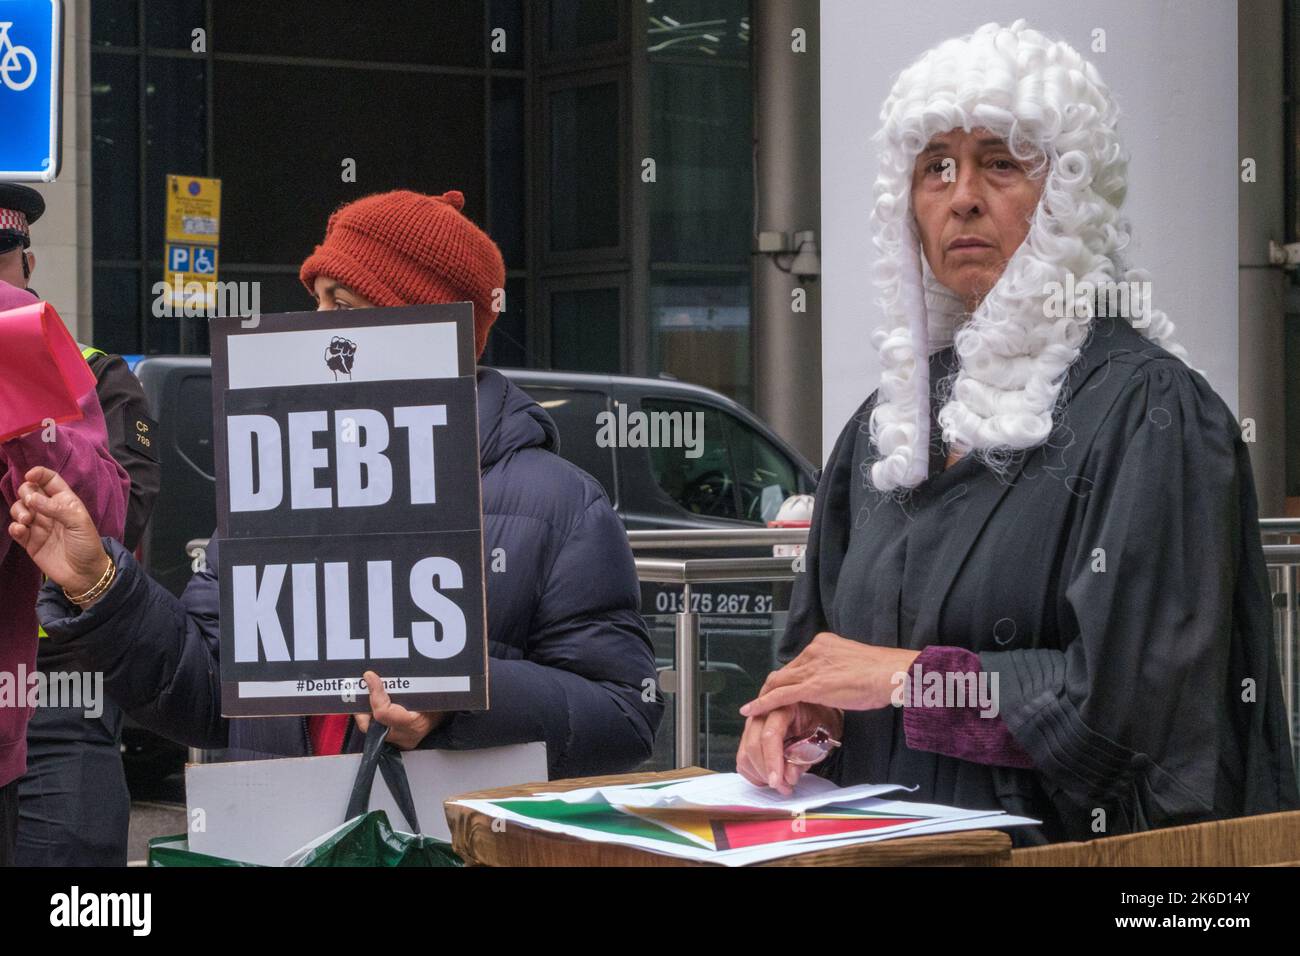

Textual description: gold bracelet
[63,555,116,606]
[78,561,117,605]
[67,562,115,606]
[82,562,117,605]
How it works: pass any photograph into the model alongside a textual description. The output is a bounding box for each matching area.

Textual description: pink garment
[0,281,36,311]
[0,297,99,441]
[0,288,129,786]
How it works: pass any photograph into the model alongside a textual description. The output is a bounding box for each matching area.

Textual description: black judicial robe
[783,315,1300,846]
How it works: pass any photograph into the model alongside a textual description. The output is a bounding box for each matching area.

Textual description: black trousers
[0,778,17,867]
[16,698,130,867]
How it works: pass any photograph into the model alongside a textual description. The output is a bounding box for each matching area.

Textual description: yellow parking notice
[163,175,221,308]
[165,175,221,244]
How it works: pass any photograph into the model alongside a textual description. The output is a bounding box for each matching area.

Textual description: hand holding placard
[353,671,449,749]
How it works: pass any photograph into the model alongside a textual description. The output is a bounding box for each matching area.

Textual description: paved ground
[125,766,186,865]
[127,801,188,865]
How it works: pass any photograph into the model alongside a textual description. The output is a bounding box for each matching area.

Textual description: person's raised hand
[353,670,449,749]
[8,466,110,598]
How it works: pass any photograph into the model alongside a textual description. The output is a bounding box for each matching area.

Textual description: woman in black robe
[743,312,1299,845]
[737,22,1299,845]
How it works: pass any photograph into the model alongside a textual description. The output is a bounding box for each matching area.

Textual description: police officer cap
[0,183,45,247]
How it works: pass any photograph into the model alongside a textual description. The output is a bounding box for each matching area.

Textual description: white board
[185,742,547,865]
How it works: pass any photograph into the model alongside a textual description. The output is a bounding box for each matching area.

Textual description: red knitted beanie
[299,189,506,359]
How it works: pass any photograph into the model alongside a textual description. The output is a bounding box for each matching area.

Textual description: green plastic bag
[148,834,261,867]
[148,724,463,867]
[149,814,462,867]
[282,810,462,867]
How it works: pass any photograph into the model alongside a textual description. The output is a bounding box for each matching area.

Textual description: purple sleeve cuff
[901,645,1035,769]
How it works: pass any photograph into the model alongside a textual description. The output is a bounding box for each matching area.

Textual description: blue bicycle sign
[0,21,37,91]
[0,1,63,182]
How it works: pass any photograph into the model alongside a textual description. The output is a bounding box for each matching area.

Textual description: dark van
[133,358,817,595]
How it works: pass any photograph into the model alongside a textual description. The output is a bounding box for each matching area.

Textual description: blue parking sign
[0,0,62,182]
[167,244,191,272]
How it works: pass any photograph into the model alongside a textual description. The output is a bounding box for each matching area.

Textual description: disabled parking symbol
[193,246,216,275]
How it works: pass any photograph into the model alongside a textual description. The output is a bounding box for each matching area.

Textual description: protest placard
[209,303,487,716]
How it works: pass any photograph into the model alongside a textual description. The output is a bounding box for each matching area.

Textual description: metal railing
[1261,519,1300,747]
[626,528,809,550]
[630,529,805,769]
[637,523,1300,777]
[181,520,1300,776]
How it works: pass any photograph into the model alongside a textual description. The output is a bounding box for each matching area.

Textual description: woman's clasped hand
[736,632,921,796]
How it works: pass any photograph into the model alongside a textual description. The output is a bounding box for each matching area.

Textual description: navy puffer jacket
[39,367,663,779]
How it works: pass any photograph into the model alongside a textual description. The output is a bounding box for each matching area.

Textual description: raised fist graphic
[324,336,357,379]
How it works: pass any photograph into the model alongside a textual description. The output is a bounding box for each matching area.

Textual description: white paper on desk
[621,796,1037,859]
[451,787,1041,867]
[713,812,1043,866]
[797,811,1043,846]
[633,796,995,851]
[532,772,913,813]
[450,796,1036,866]
[763,799,1043,849]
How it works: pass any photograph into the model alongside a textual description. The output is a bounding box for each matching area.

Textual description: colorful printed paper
[530,773,908,814]
[452,773,1041,866]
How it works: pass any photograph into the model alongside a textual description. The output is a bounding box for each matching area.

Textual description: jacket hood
[476,366,558,469]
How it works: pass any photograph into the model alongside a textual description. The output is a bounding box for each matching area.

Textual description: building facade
[22,0,829,457]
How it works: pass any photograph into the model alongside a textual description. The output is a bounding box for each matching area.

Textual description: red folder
[0,301,98,443]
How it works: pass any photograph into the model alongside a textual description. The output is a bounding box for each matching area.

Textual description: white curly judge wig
[867,19,1188,492]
